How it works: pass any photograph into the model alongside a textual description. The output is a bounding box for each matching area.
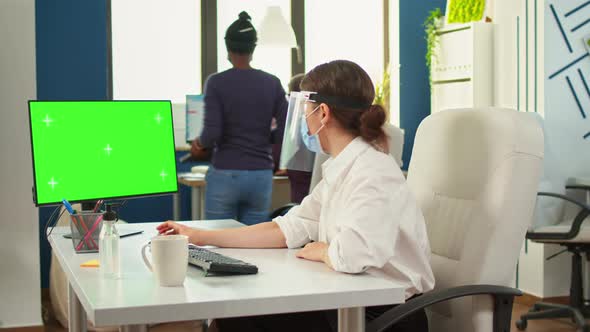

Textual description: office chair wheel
[515,319,527,330]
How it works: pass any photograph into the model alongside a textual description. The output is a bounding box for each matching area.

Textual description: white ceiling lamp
[258,6,297,48]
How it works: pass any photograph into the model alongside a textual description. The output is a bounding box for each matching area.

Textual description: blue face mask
[300,116,321,153]
[300,104,326,154]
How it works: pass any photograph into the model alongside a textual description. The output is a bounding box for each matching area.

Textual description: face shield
[279,91,372,172]
[279,91,317,172]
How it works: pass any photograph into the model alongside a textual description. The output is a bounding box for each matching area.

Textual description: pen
[92,199,103,213]
[62,199,75,214]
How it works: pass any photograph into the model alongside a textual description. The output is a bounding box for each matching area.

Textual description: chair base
[516,302,589,331]
[517,244,590,331]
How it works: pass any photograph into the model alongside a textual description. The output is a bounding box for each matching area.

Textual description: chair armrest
[566,177,590,191]
[538,192,590,211]
[366,285,522,332]
[269,203,298,220]
[566,184,590,191]
[526,192,590,240]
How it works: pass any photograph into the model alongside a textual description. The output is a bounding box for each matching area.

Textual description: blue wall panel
[35,0,109,100]
[399,0,447,169]
[35,0,110,288]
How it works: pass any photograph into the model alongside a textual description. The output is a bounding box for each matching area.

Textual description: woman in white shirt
[158,60,434,332]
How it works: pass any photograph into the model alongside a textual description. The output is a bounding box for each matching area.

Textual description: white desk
[49,220,405,332]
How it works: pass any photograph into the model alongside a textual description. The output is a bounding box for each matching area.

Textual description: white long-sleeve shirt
[274,137,435,299]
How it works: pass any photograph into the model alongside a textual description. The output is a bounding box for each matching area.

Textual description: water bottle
[99,204,120,278]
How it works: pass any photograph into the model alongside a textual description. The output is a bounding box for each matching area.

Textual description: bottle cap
[103,203,117,221]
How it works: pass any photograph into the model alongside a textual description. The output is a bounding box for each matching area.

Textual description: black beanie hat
[225,11,257,55]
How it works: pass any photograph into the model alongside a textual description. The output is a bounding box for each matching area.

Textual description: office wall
[492,0,521,110]
[399,0,447,170]
[35,0,109,100]
[510,0,590,298]
[493,0,552,299]
[544,0,590,178]
[540,0,590,297]
[0,0,42,328]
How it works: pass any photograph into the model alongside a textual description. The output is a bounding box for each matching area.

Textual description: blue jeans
[205,167,273,225]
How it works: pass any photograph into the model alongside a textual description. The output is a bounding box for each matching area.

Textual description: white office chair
[309,122,404,192]
[368,108,544,332]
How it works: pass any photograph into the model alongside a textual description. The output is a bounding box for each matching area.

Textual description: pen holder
[69,211,103,253]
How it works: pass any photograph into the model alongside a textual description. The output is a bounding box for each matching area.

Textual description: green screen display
[29,101,178,206]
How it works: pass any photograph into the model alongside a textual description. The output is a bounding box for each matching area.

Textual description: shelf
[431,22,494,113]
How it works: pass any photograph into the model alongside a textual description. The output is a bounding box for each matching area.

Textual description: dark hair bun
[360,104,387,145]
[238,11,251,21]
[225,11,257,54]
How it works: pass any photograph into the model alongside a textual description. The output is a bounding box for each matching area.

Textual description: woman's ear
[320,103,331,124]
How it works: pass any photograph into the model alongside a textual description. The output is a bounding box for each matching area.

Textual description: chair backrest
[308,123,404,192]
[530,113,568,229]
[406,108,544,332]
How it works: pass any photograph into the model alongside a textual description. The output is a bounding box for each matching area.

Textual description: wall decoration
[545,0,590,177]
[445,0,493,24]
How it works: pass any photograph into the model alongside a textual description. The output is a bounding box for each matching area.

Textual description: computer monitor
[28,100,178,206]
[185,95,204,143]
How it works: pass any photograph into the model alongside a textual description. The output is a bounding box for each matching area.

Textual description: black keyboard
[188,246,258,275]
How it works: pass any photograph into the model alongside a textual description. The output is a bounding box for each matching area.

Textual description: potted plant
[374,63,391,122]
[424,8,443,86]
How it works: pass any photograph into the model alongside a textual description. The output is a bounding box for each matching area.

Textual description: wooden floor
[36,302,580,332]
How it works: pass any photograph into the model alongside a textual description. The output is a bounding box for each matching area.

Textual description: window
[217,0,292,89]
[389,0,400,126]
[305,1,384,85]
[111,0,201,102]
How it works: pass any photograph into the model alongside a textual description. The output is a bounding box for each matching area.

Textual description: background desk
[49,220,405,332]
[173,174,290,221]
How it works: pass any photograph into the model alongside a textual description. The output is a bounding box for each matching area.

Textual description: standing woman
[192,11,288,225]
[163,60,434,331]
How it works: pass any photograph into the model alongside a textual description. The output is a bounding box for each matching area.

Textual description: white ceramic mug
[141,235,189,287]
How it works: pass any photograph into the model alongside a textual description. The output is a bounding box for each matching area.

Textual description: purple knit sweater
[199,68,288,170]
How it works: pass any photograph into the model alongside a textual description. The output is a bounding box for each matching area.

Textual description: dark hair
[300,60,388,152]
[288,73,305,93]
[225,11,257,55]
